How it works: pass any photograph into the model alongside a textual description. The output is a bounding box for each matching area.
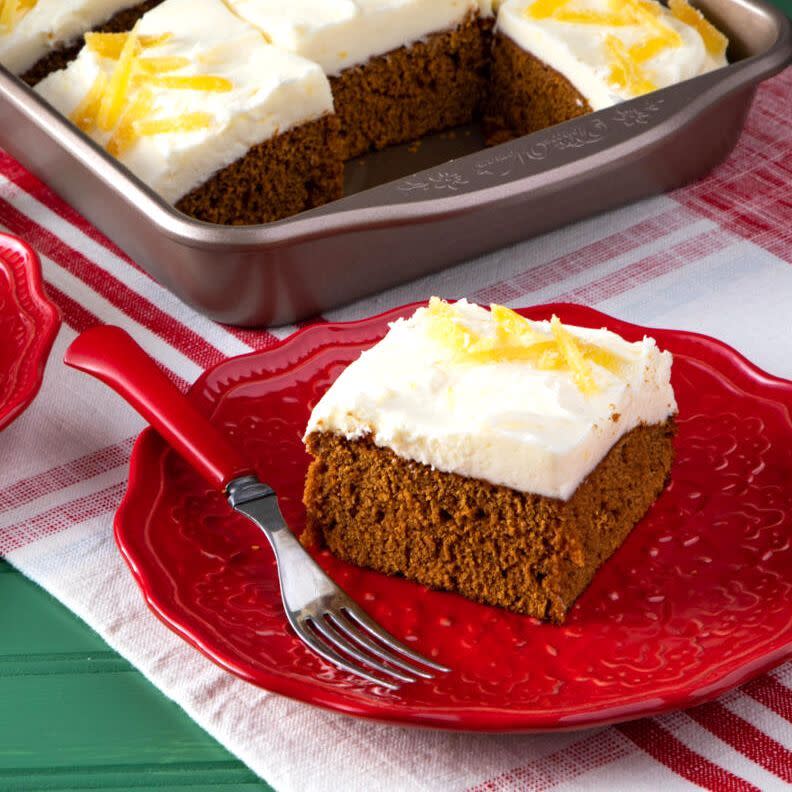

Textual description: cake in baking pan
[0,0,165,85]
[225,0,491,159]
[16,0,729,224]
[302,299,677,622]
[35,0,343,225]
[485,0,729,140]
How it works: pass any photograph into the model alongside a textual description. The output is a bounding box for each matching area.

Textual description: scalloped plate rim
[115,302,792,732]
[0,232,61,431]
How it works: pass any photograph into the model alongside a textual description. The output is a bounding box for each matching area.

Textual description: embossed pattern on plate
[116,304,792,731]
[0,233,60,431]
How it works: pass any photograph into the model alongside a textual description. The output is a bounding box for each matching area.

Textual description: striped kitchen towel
[0,67,790,791]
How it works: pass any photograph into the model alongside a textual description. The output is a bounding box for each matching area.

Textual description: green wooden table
[2,6,790,785]
[0,559,268,791]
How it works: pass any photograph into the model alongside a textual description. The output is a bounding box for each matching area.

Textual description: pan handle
[64,326,253,492]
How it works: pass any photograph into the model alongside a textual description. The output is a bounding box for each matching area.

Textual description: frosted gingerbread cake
[15,0,730,225]
[303,299,677,622]
[0,0,165,85]
[35,0,343,224]
[486,0,729,140]
[225,0,491,159]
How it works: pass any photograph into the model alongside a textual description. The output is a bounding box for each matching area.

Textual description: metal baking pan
[0,0,789,327]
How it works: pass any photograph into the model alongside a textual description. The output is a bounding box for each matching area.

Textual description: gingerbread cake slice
[486,0,729,140]
[35,0,343,225]
[0,0,167,85]
[303,299,677,622]
[225,0,491,159]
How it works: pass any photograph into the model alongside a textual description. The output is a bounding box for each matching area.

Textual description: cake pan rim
[0,0,787,252]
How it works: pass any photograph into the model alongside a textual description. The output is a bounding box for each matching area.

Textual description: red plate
[116,303,792,731]
[0,232,60,431]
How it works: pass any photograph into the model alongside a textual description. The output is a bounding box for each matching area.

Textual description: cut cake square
[225,0,492,159]
[0,0,166,85]
[303,299,677,622]
[35,0,343,225]
[485,0,729,140]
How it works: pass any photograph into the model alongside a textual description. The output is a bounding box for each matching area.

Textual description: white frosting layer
[36,0,334,204]
[306,300,677,501]
[497,0,728,110]
[225,0,478,76]
[0,0,142,75]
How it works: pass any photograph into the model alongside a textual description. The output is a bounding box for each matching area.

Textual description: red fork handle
[64,326,252,492]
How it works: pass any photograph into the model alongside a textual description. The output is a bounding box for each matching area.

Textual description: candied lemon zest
[425,297,484,355]
[490,304,544,346]
[74,27,231,153]
[465,340,564,368]
[637,0,662,15]
[526,0,571,19]
[85,31,172,60]
[0,0,36,33]
[623,0,683,45]
[528,0,672,30]
[606,34,657,94]
[106,87,153,157]
[0,1,13,30]
[425,300,625,393]
[554,8,631,24]
[69,71,108,133]
[85,32,131,59]
[525,0,693,75]
[138,32,173,49]
[669,0,728,57]
[97,28,140,132]
[629,35,671,63]
[580,343,625,375]
[139,74,233,92]
[550,315,598,394]
[133,111,213,136]
[136,56,190,74]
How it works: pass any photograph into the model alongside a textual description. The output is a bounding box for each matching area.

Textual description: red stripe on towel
[0,482,126,556]
[617,719,759,792]
[687,700,792,782]
[0,438,136,516]
[742,675,792,723]
[0,197,227,370]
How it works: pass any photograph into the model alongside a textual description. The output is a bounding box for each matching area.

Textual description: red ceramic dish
[0,233,60,431]
[116,303,792,732]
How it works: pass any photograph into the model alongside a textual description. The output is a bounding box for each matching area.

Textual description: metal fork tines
[228,476,450,689]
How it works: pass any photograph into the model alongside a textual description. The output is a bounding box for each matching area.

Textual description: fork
[65,326,449,690]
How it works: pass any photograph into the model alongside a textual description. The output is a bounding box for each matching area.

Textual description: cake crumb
[303,420,676,622]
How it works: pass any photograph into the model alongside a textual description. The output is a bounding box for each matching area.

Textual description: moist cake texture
[305,421,675,621]
[487,0,729,138]
[328,13,489,159]
[486,34,591,144]
[303,299,678,621]
[175,115,342,226]
[0,0,161,82]
[35,0,342,223]
[226,0,490,159]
